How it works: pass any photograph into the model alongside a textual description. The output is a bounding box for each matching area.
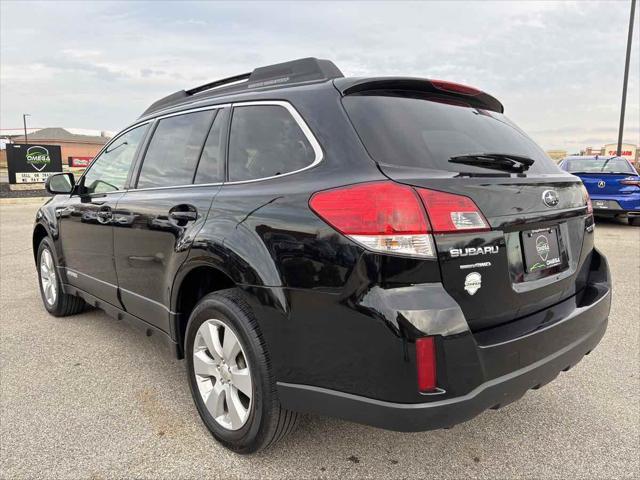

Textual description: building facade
[546,149,568,161]
[580,143,639,167]
[5,128,110,166]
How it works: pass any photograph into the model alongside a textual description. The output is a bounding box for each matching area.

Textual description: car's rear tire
[185,289,298,453]
[37,237,85,317]
[629,217,640,227]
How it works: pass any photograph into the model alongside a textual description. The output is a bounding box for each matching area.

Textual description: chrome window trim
[124,182,224,192]
[154,103,230,121]
[122,100,323,192]
[224,100,323,185]
[139,97,232,122]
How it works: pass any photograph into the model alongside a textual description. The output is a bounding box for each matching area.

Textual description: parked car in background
[559,155,640,226]
[34,58,611,453]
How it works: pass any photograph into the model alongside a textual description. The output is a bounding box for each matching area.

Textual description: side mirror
[45,172,75,195]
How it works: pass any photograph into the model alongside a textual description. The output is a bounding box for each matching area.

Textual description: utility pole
[617,0,636,156]
[22,113,30,145]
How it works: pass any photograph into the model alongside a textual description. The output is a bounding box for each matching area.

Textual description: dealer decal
[464,272,482,295]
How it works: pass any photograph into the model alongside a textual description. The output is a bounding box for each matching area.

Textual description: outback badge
[464,272,482,295]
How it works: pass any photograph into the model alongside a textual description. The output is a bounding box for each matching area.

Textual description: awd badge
[464,272,482,295]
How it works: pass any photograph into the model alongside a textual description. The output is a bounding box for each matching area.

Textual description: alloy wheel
[193,319,253,430]
[40,249,57,306]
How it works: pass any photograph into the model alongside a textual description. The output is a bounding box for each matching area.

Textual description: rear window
[563,157,636,174]
[343,93,558,174]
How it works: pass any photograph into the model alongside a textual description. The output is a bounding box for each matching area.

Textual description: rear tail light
[309,182,435,258]
[580,184,593,215]
[416,337,437,392]
[620,178,640,187]
[309,181,490,257]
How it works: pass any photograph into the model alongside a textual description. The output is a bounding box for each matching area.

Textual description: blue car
[559,155,640,226]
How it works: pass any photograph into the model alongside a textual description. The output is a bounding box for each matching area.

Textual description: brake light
[620,178,640,187]
[309,182,435,257]
[431,79,482,96]
[416,337,437,392]
[416,188,490,233]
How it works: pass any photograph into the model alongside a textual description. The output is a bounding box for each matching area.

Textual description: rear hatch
[341,86,591,331]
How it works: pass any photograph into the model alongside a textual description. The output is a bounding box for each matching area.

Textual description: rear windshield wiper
[449,153,535,173]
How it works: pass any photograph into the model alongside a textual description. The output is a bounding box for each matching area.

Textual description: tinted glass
[194,110,226,184]
[563,157,636,174]
[228,105,315,181]
[343,94,559,174]
[137,110,214,189]
[83,124,148,194]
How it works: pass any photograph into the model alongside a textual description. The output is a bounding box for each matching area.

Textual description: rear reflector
[309,182,435,258]
[416,188,490,233]
[416,337,437,392]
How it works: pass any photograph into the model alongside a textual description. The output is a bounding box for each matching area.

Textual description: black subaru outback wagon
[34,58,611,453]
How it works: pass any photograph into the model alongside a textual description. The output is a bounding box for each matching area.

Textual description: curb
[0,197,49,206]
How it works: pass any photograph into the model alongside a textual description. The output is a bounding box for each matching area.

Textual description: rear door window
[194,109,227,184]
[343,93,559,174]
[227,105,316,182]
[137,110,215,189]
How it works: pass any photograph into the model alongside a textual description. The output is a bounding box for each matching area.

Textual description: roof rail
[140,57,343,118]
[185,72,251,96]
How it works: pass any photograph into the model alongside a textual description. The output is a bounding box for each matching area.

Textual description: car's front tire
[629,216,640,227]
[185,289,298,453]
[37,237,85,316]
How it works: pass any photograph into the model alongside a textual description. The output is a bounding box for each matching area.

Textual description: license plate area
[521,226,565,275]
[593,200,621,210]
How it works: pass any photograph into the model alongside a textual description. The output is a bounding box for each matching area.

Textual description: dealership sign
[6,144,63,183]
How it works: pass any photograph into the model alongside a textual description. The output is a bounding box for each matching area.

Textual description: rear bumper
[591,194,640,216]
[278,251,611,431]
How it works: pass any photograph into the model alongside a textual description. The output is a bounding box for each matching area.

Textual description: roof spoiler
[334,77,504,113]
[140,57,343,117]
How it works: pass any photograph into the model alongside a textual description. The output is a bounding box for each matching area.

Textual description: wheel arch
[32,223,50,264]
[171,261,237,357]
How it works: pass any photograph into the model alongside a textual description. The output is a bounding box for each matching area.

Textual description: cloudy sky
[1,1,638,152]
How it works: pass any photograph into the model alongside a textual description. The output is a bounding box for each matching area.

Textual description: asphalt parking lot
[0,200,638,479]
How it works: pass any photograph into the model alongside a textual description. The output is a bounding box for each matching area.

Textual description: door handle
[169,205,198,224]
